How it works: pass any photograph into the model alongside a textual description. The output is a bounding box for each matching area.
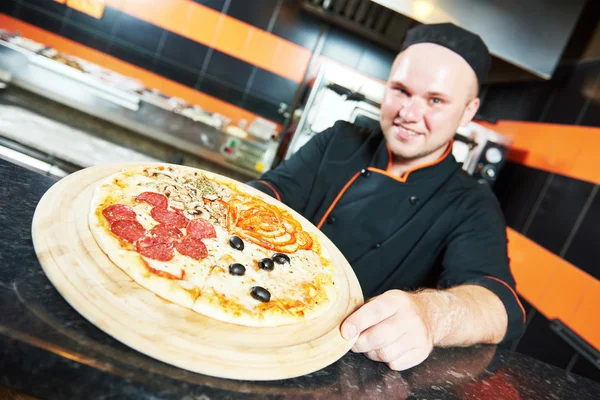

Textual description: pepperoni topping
[175,237,208,260]
[136,237,175,261]
[102,204,137,224]
[151,206,189,229]
[187,218,216,240]
[110,220,146,243]
[136,192,168,208]
[149,224,183,243]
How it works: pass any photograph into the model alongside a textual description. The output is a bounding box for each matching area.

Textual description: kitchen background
[1,0,599,384]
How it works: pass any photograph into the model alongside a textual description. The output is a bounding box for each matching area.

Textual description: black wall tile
[192,0,227,13]
[249,68,298,105]
[113,13,163,53]
[516,312,575,369]
[526,175,594,255]
[242,94,285,124]
[107,42,155,71]
[63,23,110,53]
[18,4,63,34]
[205,51,253,88]
[159,33,208,71]
[542,91,587,125]
[564,190,600,279]
[0,0,17,16]
[198,77,245,107]
[479,82,554,122]
[321,26,366,69]
[493,162,550,232]
[152,59,199,88]
[356,44,395,81]
[541,62,600,125]
[68,5,119,35]
[272,2,321,49]
[571,356,600,383]
[579,100,600,127]
[22,0,68,16]
[226,0,279,31]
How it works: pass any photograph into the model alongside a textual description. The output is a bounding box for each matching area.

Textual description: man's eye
[430,98,442,104]
[395,88,409,95]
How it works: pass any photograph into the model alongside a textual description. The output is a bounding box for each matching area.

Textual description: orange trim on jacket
[484,276,527,324]
[258,180,281,202]
[316,172,362,229]
[376,140,454,183]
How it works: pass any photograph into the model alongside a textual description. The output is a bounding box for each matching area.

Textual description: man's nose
[399,97,425,122]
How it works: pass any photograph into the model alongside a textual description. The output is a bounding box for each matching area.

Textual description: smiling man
[249,23,525,371]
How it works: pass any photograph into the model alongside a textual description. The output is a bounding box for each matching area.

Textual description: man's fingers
[364,333,414,363]
[341,296,396,340]
[351,315,405,353]
[386,348,430,371]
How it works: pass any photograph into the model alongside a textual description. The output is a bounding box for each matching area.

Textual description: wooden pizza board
[31,162,364,381]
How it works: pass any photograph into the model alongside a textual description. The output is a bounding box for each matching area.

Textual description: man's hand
[341,285,508,371]
[341,290,434,371]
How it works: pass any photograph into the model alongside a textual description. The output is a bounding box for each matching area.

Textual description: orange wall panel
[507,228,600,350]
[538,260,590,323]
[184,5,222,46]
[570,278,600,351]
[479,120,600,184]
[103,0,310,83]
[507,229,558,308]
[570,130,600,184]
[213,17,252,58]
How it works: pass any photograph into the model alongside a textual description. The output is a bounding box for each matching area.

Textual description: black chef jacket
[248,121,525,343]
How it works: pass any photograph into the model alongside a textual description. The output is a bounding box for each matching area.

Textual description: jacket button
[360,168,371,178]
[409,196,419,205]
[326,216,336,224]
[374,243,381,249]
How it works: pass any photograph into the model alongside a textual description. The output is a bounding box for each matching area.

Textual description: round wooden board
[31,162,364,381]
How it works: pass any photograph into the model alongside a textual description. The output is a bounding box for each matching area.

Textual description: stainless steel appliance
[285,64,512,186]
[0,33,277,179]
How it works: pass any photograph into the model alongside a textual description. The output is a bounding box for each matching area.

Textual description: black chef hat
[400,23,491,87]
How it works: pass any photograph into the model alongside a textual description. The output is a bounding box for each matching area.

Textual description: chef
[248,23,525,371]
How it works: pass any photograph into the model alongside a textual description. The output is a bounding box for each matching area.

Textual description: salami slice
[136,191,168,208]
[149,224,183,243]
[136,237,175,261]
[102,204,137,224]
[151,206,189,229]
[110,220,146,242]
[187,218,216,239]
[175,237,208,260]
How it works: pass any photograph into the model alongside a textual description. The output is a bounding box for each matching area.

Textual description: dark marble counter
[2,158,600,400]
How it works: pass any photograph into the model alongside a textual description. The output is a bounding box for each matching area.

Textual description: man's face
[380,43,480,161]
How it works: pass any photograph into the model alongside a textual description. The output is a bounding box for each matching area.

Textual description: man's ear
[460,97,480,127]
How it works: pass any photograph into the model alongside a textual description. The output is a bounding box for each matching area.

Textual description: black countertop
[2,158,600,400]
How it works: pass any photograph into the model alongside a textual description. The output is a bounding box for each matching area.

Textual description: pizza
[88,165,339,327]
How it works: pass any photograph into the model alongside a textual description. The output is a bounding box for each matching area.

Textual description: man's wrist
[412,289,459,347]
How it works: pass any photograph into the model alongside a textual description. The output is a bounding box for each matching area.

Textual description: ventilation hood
[303,0,587,82]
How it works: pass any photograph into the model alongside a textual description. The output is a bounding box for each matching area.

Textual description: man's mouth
[393,124,423,140]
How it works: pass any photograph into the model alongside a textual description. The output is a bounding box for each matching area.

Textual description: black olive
[229,263,246,276]
[251,286,271,302]
[272,253,290,264]
[229,235,244,251]
[258,258,274,271]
